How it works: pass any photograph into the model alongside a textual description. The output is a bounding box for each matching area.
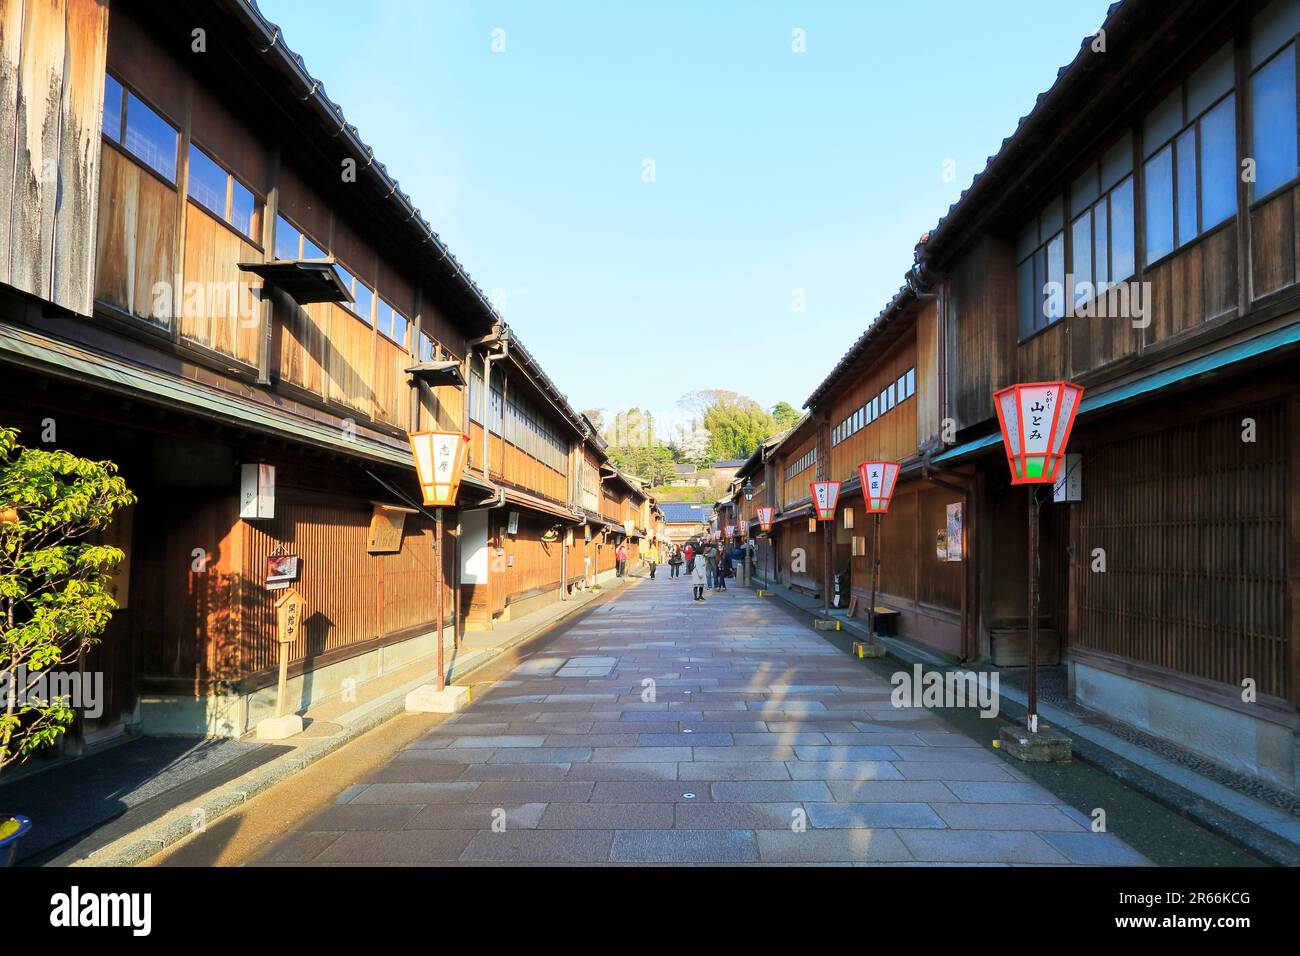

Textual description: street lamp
[857,461,900,649]
[408,430,471,697]
[742,478,754,501]
[992,381,1083,734]
[810,480,841,620]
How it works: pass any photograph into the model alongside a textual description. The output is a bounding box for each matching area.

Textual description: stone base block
[852,640,887,659]
[255,713,304,740]
[814,619,841,631]
[405,684,471,714]
[998,724,1072,762]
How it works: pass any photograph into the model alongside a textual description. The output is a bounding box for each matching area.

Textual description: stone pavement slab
[256,576,1149,866]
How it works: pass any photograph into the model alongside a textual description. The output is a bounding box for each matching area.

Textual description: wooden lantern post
[273,587,305,718]
[409,431,471,700]
[993,381,1083,734]
[857,461,900,646]
[810,481,841,619]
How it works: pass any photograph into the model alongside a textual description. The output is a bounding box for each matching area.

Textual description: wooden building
[0,0,613,742]
[780,0,1300,790]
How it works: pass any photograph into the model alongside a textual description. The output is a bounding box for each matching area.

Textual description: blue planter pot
[0,814,32,867]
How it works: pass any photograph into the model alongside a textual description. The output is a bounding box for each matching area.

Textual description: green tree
[0,428,135,778]
[702,396,775,461]
[771,401,802,430]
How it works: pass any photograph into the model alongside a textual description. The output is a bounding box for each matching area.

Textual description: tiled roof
[712,460,746,468]
[660,503,710,523]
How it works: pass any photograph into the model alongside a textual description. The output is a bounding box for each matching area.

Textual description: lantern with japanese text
[756,506,774,532]
[857,461,900,513]
[409,431,471,507]
[810,481,840,521]
[993,382,1083,485]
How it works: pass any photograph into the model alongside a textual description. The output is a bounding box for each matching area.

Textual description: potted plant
[0,427,134,864]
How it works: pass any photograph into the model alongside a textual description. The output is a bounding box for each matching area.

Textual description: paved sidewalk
[259,573,1149,866]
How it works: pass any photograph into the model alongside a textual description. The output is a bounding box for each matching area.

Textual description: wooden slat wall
[949,236,1017,431]
[373,333,407,429]
[94,143,177,324]
[914,301,940,446]
[179,203,262,365]
[327,304,376,416]
[276,298,329,395]
[780,434,817,504]
[1073,402,1289,699]
[1250,185,1298,299]
[496,511,563,609]
[827,338,917,481]
[0,0,108,313]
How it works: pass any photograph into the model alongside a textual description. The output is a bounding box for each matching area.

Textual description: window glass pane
[1144,146,1175,263]
[906,368,915,396]
[102,73,123,141]
[1253,47,1299,195]
[1200,94,1238,227]
[1040,196,1063,238]
[1015,221,1038,262]
[376,300,394,337]
[1252,0,1300,67]
[1187,42,1235,119]
[393,312,408,347]
[1071,166,1099,212]
[302,235,326,259]
[230,179,258,239]
[187,144,226,218]
[1100,132,1133,190]
[1110,176,1136,279]
[1071,212,1092,306]
[1144,88,1183,156]
[123,92,177,182]
[334,264,354,292]
[1045,232,1065,321]
[353,282,373,323]
[1176,128,1198,245]
[275,215,301,260]
[1093,198,1109,288]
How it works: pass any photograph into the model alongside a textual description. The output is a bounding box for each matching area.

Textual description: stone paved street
[258,574,1149,866]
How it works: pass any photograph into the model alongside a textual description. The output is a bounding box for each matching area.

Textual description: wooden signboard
[367,504,413,553]
[275,587,305,644]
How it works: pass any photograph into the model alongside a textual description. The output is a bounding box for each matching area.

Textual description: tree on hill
[771,401,802,430]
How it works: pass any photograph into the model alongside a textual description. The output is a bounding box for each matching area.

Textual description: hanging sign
[367,504,413,553]
[507,511,520,535]
[945,502,963,562]
[756,506,774,532]
[1053,452,1082,502]
[810,480,841,521]
[239,463,275,519]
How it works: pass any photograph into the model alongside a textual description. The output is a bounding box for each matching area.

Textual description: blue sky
[261,0,1110,439]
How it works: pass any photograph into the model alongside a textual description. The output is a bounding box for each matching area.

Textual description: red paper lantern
[756,506,774,532]
[810,480,841,521]
[857,461,900,514]
[993,381,1084,485]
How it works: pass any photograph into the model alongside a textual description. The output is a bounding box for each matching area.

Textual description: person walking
[615,543,627,578]
[705,542,719,590]
[691,548,707,601]
[684,543,695,575]
[648,542,659,580]
[668,545,682,578]
[718,546,731,591]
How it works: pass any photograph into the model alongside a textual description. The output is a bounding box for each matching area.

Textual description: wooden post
[274,588,305,719]
[435,508,445,694]
[868,513,881,644]
[1027,488,1040,733]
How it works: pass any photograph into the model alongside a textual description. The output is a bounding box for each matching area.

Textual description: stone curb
[751,580,1298,868]
[75,581,633,867]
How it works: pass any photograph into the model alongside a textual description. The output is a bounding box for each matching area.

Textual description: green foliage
[771,401,802,430]
[702,397,776,461]
[0,427,135,778]
[608,441,676,487]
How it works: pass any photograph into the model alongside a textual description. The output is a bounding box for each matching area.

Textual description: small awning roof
[501,486,583,523]
[932,321,1300,467]
[237,258,353,305]
[405,360,466,388]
